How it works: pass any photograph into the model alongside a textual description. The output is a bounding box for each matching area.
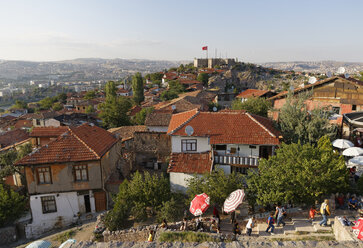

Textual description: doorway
[84,195,91,213]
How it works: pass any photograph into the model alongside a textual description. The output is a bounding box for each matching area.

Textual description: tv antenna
[185,125,194,136]
[308,77,317,84]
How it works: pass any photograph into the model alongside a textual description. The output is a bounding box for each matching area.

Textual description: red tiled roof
[167,109,199,134]
[108,125,147,141]
[30,126,70,137]
[168,152,212,174]
[236,89,269,99]
[14,119,33,129]
[145,110,173,127]
[0,129,29,148]
[168,110,280,145]
[16,123,117,165]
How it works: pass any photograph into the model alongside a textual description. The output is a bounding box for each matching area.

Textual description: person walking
[265,212,275,235]
[231,211,236,224]
[319,199,331,226]
[246,216,255,236]
[309,205,318,223]
[275,204,286,227]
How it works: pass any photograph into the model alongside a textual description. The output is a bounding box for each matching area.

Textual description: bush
[156,198,182,223]
[0,184,26,227]
[131,202,147,222]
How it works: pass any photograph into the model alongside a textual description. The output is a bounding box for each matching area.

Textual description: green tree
[156,198,183,222]
[38,97,55,110]
[98,96,132,128]
[132,73,144,105]
[186,169,244,206]
[11,100,27,109]
[246,136,349,206]
[278,93,337,144]
[84,90,96,100]
[232,97,271,117]
[0,184,26,227]
[52,102,63,111]
[197,73,210,86]
[105,81,117,100]
[132,107,154,125]
[56,93,67,103]
[85,105,95,114]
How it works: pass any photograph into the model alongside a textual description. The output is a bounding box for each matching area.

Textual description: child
[148,230,154,242]
[309,205,318,222]
[160,219,168,229]
[265,212,275,235]
[180,217,187,231]
[246,216,255,236]
[233,222,241,235]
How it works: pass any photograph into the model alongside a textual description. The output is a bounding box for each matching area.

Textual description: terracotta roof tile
[30,126,70,137]
[145,110,173,127]
[16,124,117,165]
[168,110,280,145]
[108,125,147,141]
[167,109,199,134]
[236,89,269,99]
[0,129,29,148]
[167,152,212,174]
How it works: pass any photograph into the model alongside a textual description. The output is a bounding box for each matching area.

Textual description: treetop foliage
[132,73,144,105]
[232,97,271,117]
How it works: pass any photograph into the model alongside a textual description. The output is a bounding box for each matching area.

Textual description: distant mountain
[259,61,363,74]
[0,58,187,82]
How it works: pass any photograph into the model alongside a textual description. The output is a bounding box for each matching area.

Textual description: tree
[52,102,63,111]
[104,171,171,230]
[105,81,117,100]
[160,80,185,101]
[278,93,337,144]
[56,93,67,103]
[186,169,245,206]
[0,184,26,227]
[38,97,55,110]
[245,136,349,206]
[11,100,27,109]
[232,97,271,117]
[132,73,144,105]
[132,107,154,125]
[197,73,210,86]
[85,105,95,114]
[84,90,96,100]
[98,96,132,128]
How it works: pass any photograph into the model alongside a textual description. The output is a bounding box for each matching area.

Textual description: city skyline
[0,0,362,62]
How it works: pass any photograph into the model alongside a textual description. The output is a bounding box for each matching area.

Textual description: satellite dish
[337,67,345,74]
[308,77,317,84]
[344,73,350,79]
[289,85,294,91]
[326,71,332,78]
[171,105,176,110]
[185,125,194,136]
[213,107,217,112]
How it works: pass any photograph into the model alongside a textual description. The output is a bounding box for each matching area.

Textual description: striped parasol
[223,189,245,213]
[190,193,210,216]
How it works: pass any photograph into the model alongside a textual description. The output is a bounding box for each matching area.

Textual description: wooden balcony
[214,155,259,167]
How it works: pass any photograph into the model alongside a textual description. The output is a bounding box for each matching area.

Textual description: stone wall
[0,226,17,246]
[333,216,358,242]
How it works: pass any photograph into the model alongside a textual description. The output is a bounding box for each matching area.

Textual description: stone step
[313,224,333,232]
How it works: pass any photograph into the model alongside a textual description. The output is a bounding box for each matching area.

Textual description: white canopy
[332,139,354,149]
[348,156,363,166]
[342,147,363,157]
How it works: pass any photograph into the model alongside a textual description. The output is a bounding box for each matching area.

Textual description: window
[37,167,52,184]
[229,147,237,154]
[41,196,57,213]
[74,165,88,181]
[352,105,357,111]
[36,119,41,126]
[215,145,227,150]
[332,107,340,115]
[181,139,197,152]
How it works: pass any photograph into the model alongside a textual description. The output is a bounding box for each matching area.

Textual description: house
[162,71,178,87]
[236,89,276,102]
[29,126,70,147]
[32,111,61,127]
[145,109,174,132]
[116,88,132,97]
[269,75,363,136]
[213,92,237,108]
[16,123,122,238]
[167,109,281,193]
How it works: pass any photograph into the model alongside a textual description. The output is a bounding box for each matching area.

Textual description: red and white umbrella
[190,193,210,216]
[223,189,245,213]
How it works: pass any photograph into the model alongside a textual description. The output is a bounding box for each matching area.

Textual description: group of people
[335,193,362,210]
[265,204,286,235]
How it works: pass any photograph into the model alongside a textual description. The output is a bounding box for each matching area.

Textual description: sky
[0,0,362,62]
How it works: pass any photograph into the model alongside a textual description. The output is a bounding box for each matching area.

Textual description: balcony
[213,155,259,167]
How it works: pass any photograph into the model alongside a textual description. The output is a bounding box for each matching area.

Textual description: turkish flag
[202,46,208,50]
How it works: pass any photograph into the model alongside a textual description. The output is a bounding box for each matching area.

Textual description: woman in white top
[246,216,255,236]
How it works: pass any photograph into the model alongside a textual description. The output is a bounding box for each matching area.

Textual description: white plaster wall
[171,136,210,153]
[148,126,168,132]
[225,144,259,157]
[78,195,86,213]
[170,172,197,194]
[44,119,61,127]
[26,192,79,239]
[216,164,231,174]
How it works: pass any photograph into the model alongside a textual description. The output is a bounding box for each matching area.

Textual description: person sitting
[348,196,358,210]
[160,219,168,229]
[350,166,360,183]
[210,219,218,233]
[196,217,203,231]
[233,222,241,235]
[180,218,187,231]
[336,194,345,209]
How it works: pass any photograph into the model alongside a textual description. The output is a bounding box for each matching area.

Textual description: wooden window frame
[181,139,197,152]
[36,167,52,184]
[41,196,57,214]
[73,164,89,182]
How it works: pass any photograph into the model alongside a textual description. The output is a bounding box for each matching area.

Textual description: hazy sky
[0,0,362,62]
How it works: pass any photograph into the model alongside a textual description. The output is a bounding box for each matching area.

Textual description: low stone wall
[0,225,17,246]
[333,216,358,242]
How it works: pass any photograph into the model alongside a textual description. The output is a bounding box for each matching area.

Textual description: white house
[167,109,281,193]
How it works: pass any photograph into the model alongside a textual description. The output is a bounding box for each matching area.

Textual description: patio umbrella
[223,189,245,213]
[332,139,354,149]
[59,239,76,248]
[348,156,363,166]
[342,147,363,157]
[25,240,51,248]
[190,193,210,216]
